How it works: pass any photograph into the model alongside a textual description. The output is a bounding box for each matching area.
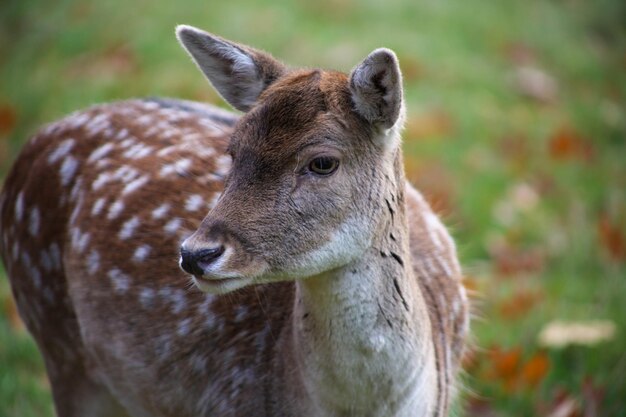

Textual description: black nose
[180,246,225,276]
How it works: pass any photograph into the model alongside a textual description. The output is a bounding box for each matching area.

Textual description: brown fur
[0,29,469,417]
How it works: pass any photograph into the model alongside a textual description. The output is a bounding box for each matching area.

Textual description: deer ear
[176,25,287,112]
[349,48,403,129]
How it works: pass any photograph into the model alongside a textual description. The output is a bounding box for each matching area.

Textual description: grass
[1,0,625,415]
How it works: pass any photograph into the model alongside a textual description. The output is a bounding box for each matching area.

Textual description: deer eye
[308,156,339,176]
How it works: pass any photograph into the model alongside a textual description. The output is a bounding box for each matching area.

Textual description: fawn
[0,25,469,417]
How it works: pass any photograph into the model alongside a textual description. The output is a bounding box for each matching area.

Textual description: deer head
[177,25,406,294]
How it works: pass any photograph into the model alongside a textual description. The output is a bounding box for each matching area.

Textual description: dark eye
[308,157,339,176]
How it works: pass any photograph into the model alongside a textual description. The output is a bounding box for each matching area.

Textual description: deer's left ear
[176,25,287,112]
[349,48,404,129]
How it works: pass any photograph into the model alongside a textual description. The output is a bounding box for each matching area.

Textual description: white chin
[192,275,251,294]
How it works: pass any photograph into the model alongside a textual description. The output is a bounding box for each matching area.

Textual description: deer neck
[279,150,437,416]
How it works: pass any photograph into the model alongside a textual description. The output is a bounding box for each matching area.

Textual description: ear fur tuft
[349,48,404,129]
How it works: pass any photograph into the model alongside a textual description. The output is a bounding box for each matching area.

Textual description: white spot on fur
[139,287,156,309]
[234,305,248,322]
[185,194,204,212]
[159,158,192,177]
[171,289,187,314]
[114,128,129,141]
[209,192,222,208]
[30,265,42,289]
[49,243,62,270]
[69,194,84,225]
[87,250,100,275]
[14,192,24,222]
[65,112,90,130]
[164,218,182,235]
[11,241,19,261]
[160,287,188,314]
[122,174,149,195]
[108,268,130,293]
[47,139,75,164]
[112,165,139,183]
[60,156,79,186]
[88,142,115,162]
[423,211,444,250]
[133,245,151,263]
[92,171,113,190]
[71,227,90,253]
[119,216,140,240]
[196,145,216,159]
[152,203,170,220]
[435,256,453,277]
[136,114,154,126]
[452,298,461,317]
[91,198,107,216]
[69,177,84,202]
[190,352,208,374]
[107,200,125,220]
[42,287,55,304]
[423,257,437,275]
[40,249,53,272]
[177,318,192,337]
[155,333,173,360]
[28,207,40,237]
[156,146,178,157]
[86,113,111,137]
[122,143,154,159]
[214,155,231,176]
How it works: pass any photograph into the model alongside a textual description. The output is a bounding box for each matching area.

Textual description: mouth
[192,274,251,294]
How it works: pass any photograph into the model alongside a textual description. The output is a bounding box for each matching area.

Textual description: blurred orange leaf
[3,295,25,333]
[399,56,424,82]
[483,346,551,392]
[0,103,17,136]
[404,160,455,214]
[521,351,550,387]
[498,289,543,320]
[491,244,545,277]
[598,215,625,262]
[548,126,593,162]
[498,134,531,172]
[66,43,139,80]
[462,275,480,297]
[405,109,454,140]
[488,345,522,391]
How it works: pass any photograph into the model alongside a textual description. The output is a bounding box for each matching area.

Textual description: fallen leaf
[547,396,580,417]
[404,160,455,214]
[487,345,522,391]
[598,215,626,262]
[399,56,424,82]
[513,66,558,103]
[66,43,139,80]
[503,41,537,65]
[3,295,25,333]
[0,103,17,136]
[520,351,550,387]
[581,377,605,417]
[465,397,499,417]
[538,320,617,348]
[405,109,454,140]
[498,134,530,172]
[548,126,593,162]
[498,290,543,320]
[490,244,545,277]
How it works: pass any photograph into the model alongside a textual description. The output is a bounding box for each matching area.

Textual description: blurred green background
[1,0,624,416]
